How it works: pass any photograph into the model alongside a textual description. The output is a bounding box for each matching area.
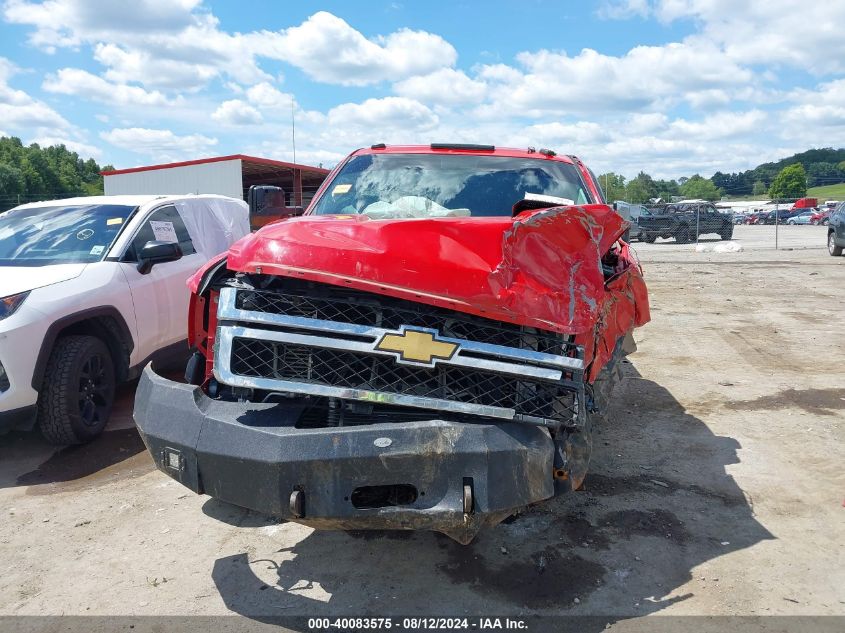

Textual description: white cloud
[43,68,177,106]
[245,82,294,110]
[211,99,263,125]
[780,79,845,141]
[394,68,486,105]
[29,135,102,157]
[327,97,438,130]
[93,43,218,92]
[3,0,267,89]
[100,127,218,161]
[0,57,72,131]
[668,110,767,140]
[253,11,457,86]
[601,0,845,74]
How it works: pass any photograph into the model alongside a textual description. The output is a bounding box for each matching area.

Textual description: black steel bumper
[133,365,555,543]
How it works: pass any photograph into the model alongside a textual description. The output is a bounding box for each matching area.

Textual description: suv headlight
[0,291,29,321]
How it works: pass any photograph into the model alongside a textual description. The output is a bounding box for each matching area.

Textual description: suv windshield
[310,153,591,218]
[0,203,136,267]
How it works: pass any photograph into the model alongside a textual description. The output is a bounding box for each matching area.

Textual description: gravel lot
[1,224,843,629]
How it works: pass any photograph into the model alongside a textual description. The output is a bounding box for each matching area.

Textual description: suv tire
[643,234,656,243]
[719,225,733,240]
[829,232,843,257]
[675,225,691,244]
[37,335,116,445]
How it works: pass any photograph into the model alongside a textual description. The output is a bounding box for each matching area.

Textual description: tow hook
[463,480,474,514]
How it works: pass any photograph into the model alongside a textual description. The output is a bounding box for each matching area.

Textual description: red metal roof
[100,154,330,177]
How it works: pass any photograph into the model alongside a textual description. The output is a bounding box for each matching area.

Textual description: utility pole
[291,97,297,166]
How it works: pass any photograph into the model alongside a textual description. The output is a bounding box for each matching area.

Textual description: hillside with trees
[599,147,845,203]
[711,147,845,197]
[0,136,112,211]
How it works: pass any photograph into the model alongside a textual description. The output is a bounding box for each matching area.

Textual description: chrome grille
[216,284,585,427]
[236,287,569,355]
[230,339,579,423]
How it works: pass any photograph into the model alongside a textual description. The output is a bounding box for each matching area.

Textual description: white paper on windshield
[150,220,178,243]
[90,245,105,256]
[524,192,575,206]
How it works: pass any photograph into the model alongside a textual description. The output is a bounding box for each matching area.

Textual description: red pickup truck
[134,143,650,543]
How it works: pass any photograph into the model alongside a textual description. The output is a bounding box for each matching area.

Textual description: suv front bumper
[133,365,556,543]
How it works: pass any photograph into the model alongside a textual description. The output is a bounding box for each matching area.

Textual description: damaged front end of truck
[134,145,650,543]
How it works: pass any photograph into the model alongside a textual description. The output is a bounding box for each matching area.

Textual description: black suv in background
[829,202,845,256]
[637,201,733,243]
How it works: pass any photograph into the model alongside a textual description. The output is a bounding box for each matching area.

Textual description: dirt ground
[1,225,843,628]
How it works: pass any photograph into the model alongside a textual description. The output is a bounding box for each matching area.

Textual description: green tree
[0,136,108,210]
[769,163,808,200]
[597,172,626,202]
[654,178,679,201]
[625,171,658,203]
[752,180,767,196]
[679,174,722,201]
[0,163,25,196]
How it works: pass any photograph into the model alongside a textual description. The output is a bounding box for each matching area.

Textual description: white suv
[0,194,249,444]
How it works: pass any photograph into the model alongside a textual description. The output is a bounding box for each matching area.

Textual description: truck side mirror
[248,185,304,231]
[137,240,183,274]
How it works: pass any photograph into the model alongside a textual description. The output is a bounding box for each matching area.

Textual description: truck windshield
[0,203,136,267]
[310,153,591,218]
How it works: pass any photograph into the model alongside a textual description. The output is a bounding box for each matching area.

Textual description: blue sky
[1,0,843,179]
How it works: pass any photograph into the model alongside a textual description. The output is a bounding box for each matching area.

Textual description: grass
[807,182,845,201]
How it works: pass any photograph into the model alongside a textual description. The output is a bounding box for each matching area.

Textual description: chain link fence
[619,198,835,252]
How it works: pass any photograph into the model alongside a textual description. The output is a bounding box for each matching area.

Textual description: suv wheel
[643,234,656,243]
[37,335,116,445]
[675,226,691,243]
[829,232,843,257]
[719,224,733,240]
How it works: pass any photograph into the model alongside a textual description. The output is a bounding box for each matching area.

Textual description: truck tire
[829,232,843,256]
[719,225,733,240]
[37,335,116,445]
[643,233,656,243]
[675,225,691,243]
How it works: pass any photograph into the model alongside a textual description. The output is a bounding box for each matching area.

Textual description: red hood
[223,205,627,335]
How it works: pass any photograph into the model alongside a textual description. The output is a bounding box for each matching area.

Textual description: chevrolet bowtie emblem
[375,327,459,366]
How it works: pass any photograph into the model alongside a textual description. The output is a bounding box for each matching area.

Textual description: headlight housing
[0,291,29,321]
[0,359,8,392]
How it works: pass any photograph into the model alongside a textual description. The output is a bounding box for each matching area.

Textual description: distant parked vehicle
[787,211,815,225]
[810,209,831,225]
[613,201,647,241]
[792,197,818,210]
[637,201,733,243]
[828,202,845,256]
[764,208,808,224]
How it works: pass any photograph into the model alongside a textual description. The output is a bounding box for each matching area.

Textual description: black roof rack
[430,143,495,151]
[371,143,387,149]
